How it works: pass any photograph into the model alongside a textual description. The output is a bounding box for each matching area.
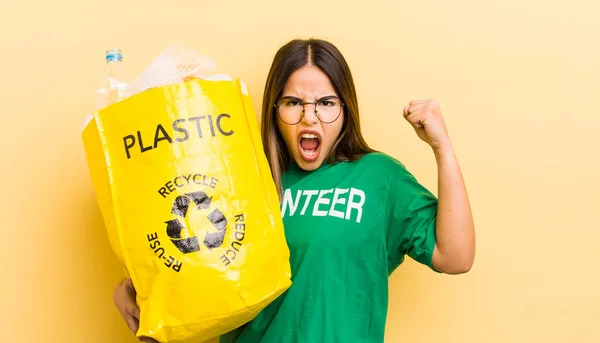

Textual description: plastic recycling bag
[82,45,292,342]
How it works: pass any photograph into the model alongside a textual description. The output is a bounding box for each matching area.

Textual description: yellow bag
[82,77,291,342]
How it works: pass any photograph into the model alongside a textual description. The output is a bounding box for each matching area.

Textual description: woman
[114,38,475,343]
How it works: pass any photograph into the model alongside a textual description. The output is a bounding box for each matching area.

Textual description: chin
[293,152,327,171]
[297,161,320,171]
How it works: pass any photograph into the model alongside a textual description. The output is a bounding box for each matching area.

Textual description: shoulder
[355,152,429,192]
[354,152,409,174]
[334,152,414,188]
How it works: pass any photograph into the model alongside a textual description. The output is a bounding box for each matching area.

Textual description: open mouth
[299,132,321,162]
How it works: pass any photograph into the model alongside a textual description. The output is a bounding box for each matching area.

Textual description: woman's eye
[320,100,334,107]
[284,100,300,107]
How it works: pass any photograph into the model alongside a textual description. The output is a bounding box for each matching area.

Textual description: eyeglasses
[274,96,345,125]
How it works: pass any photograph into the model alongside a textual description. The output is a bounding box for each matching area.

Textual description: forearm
[432,143,475,274]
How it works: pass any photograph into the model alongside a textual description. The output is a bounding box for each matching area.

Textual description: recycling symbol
[165,191,228,254]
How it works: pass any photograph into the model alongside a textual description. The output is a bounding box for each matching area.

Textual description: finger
[128,304,141,320]
[412,119,425,129]
[125,279,141,320]
[408,103,427,114]
[405,112,426,128]
[126,278,137,296]
[403,105,409,118]
[409,99,429,106]
[126,316,140,334]
[125,297,141,320]
[139,337,159,343]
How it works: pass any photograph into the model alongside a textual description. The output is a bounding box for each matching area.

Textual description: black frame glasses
[274,96,345,125]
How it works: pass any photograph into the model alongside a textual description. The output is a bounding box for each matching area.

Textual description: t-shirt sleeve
[219,325,245,343]
[386,161,440,273]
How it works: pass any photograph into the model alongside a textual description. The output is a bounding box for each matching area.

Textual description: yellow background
[1,0,598,342]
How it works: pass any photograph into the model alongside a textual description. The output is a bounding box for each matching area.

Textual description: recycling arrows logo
[165,191,228,254]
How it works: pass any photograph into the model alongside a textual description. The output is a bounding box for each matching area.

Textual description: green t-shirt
[221,152,438,343]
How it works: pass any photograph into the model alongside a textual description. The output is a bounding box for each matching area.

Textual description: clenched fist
[403,99,451,151]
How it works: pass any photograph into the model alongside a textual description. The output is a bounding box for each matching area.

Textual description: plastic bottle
[95,48,131,110]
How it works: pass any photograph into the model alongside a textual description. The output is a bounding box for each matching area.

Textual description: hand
[403,99,451,152]
[113,278,158,343]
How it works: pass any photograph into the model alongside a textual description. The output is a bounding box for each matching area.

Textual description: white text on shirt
[281,188,366,223]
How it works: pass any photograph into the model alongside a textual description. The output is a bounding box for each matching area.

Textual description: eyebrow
[278,95,341,102]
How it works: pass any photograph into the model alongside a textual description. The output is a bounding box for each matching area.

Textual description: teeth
[301,133,318,139]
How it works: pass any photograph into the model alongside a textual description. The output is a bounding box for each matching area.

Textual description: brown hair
[261,38,375,198]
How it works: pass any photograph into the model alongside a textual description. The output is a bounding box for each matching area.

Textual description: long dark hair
[261,38,375,198]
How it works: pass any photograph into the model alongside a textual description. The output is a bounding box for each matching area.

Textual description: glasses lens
[277,99,303,124]
[316,99,342,123]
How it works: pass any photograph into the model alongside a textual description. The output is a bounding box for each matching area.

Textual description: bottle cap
[106,48,123,62]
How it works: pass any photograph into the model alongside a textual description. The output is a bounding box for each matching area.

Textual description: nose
[301,103,318,124]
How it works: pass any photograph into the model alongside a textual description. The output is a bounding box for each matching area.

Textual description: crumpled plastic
[125,43,228,97]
